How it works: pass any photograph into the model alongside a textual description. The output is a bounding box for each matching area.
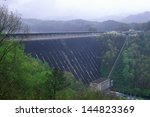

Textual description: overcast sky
[1,0,150,20]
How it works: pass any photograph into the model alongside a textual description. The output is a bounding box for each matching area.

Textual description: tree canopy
[99,31,150,98]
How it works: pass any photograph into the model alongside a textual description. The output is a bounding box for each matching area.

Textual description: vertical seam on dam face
[24,37,102,84]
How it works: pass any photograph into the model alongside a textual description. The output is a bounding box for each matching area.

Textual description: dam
[7,32,106,84]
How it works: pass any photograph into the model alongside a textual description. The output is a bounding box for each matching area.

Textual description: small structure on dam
[24,36,103,84]
[90,78,111,91]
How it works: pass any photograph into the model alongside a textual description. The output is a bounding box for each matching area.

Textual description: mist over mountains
[121,11,150,23]
[22,11,150,33]
[23,19,130,33]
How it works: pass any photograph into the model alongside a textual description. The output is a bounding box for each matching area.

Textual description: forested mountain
[122,11,150,23]
[22,12,150,33]
[23,18,150,33]
[23,19,130,32]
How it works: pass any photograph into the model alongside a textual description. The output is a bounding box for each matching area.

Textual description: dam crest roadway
[6,32,103,41]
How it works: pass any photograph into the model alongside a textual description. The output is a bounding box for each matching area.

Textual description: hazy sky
[1,0,150,20]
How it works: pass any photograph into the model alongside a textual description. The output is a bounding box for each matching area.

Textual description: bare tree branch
[0,5,28,63]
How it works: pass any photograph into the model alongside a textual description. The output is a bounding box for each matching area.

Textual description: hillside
[99,32,150,98]
[23,19,130,33]
[122,11,150,23]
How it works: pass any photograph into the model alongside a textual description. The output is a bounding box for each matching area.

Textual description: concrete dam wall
[24,36,103,84]
[6,32,102,41]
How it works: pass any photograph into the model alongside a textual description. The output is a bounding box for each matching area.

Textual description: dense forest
[99,31,150,98]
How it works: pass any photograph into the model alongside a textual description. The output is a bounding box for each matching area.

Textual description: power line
[107,34,129,79]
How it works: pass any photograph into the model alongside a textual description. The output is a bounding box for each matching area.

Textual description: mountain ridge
[23,19,130,33]
[121,11,150,23]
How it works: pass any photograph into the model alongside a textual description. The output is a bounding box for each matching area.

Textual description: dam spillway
[24,36,103,84]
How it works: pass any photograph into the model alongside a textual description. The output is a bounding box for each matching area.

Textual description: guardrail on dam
[6,32,103,41]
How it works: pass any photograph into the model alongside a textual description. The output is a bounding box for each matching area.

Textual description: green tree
[99,32,126,77]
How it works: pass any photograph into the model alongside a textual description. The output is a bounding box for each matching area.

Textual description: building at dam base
[90,78,112,91]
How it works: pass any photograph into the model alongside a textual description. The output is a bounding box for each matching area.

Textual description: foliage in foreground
[0,42,51,99]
